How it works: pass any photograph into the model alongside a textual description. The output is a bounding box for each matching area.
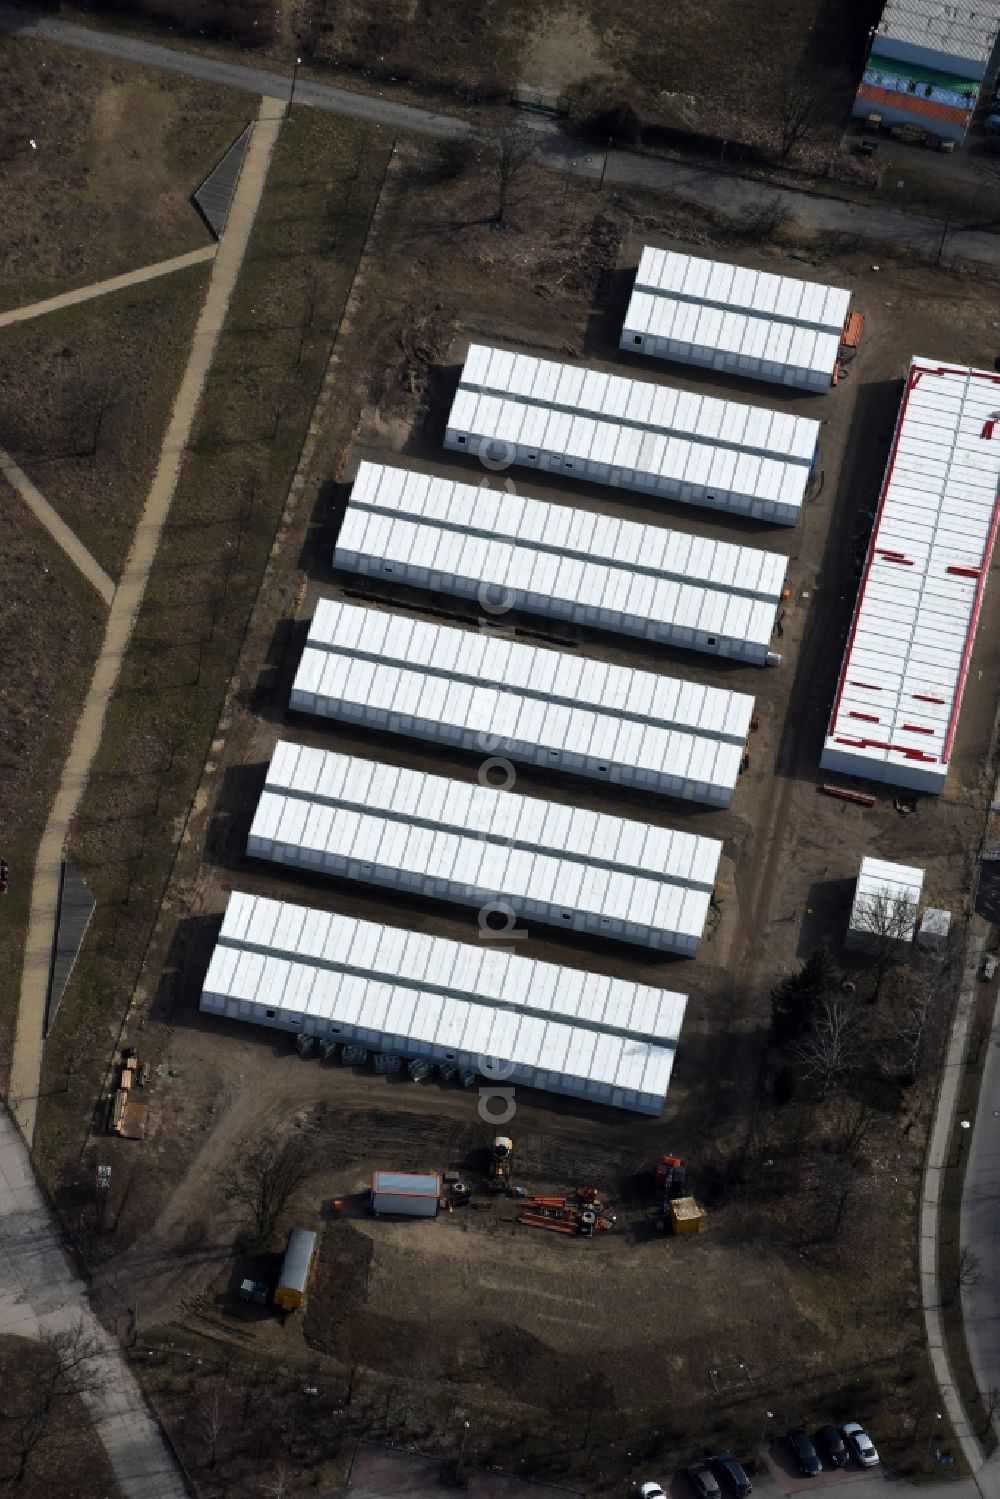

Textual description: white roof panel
[202,890,687,1109]
[822,359,1000,791]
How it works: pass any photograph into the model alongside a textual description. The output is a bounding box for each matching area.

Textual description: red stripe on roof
[943,488,1000,763]
[849,711,880,723]
[947,564,980,578]
[902,723,934,734]
[828,363,1000,773]
[849,680,882,690]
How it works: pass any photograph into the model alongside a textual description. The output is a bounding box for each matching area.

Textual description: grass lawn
[0,35,251,306]
[0,262,211,580]
[33,105,392,1183]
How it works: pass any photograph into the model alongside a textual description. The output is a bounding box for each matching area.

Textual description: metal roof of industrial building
[202,891,687,1105]
[875,0,1000,62]
[821,359,1000,792]
[849,856,924,941]
[336,461,787,656]
[448,344,820,518]
[622,248,851,383]
[291,598,753,800]
[250,740,722,946]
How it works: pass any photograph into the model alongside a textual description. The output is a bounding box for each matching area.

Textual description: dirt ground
[0,35,250,304]
[50,152,1000,1489]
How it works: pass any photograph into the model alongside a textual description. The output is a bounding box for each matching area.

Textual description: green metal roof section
[867,51,981,93]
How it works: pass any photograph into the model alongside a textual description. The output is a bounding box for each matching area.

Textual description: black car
[786,1429,822,1477]
[817,1426,849,1469]
[712,1453,752,1497]
[687,1463,722,1499]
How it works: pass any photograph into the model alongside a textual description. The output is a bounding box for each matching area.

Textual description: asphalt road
[3,3,1000,266]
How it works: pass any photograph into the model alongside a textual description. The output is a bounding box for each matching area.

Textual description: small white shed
[846,856,923,952]
[917,907,951,952]
[370,1171,441,1218]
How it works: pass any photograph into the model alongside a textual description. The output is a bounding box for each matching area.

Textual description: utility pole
[935,216,950,266]
[290,55,302,110]
[456,1420,471,1484]
[756,1410,774,1466]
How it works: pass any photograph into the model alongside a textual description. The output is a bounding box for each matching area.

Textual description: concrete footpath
[920,923,987,1475]
[0,446,115,605]
[962,978,1000,1498]
[2,3,1000,268]
[8,95,286,1145]
[0,244,217,329]
[0,1103,187,1496]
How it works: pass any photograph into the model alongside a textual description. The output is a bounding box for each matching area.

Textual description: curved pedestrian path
[8,94,286,1145]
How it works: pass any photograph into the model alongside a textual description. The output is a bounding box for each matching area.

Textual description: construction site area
[4,33,1000,1492]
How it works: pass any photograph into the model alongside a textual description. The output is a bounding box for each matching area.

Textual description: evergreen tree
[770,947,842,1043]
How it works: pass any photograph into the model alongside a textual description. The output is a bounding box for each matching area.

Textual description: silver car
[842,1423,879,1467]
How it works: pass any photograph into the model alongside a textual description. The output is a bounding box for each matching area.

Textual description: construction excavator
[487,1135,513,1192]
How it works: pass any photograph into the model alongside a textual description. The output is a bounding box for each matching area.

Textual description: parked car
[640,1485,665,1499]
[712,1453,752,1497]
[842,1423,879,1467]
[786,1430,822,1476]
[688,1463,722,1499]
[817,1426,849,1469]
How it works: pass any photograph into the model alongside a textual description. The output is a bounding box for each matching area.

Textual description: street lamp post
[757,1411,774,1466]
[456,1420,471,1484]
[927,1411,943,1454]
[290,55,303,109]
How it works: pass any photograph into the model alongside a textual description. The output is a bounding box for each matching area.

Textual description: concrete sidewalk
[9,96,286,1145]
[919,923,987,1475]
[0,245,216,329]
[0,1103,188,1496]
[961,978,1000,1499]
[0,446,115,605]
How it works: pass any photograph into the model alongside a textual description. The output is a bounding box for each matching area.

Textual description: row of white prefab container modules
[620,247,852,394]
[444,341,820,525]
[248,739,723,955]
[201,892,687,1114]
[291,598,753,807]
[821,358,1000,795]
[337,460,788,663]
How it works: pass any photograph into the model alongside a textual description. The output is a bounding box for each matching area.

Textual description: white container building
[621,247,851,393]
[335,461,788,663]
[290,598,755,808]
[370,1172,441,1217]
[443,343,820,524]
[248,740,722,954]
[821,359,1000,794]
[846,856,923,952]
[200,890,689,1113]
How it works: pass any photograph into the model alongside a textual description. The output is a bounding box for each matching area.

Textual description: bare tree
[792,992,864,1097]
[851,886,918,1001]
[894,966,936,1081]
[826,1152,865,1242]
[263,1464,293,1499]
[220,1136,314,1246]
[951,1245,983,1304]
[772,65,849,160]
[6,1321,101,1484]
[477,123,537,226]
[196,1378,234,1469]
[342,1312,380,1406]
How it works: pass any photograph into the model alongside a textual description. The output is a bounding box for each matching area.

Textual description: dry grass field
[0,36,250,304]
